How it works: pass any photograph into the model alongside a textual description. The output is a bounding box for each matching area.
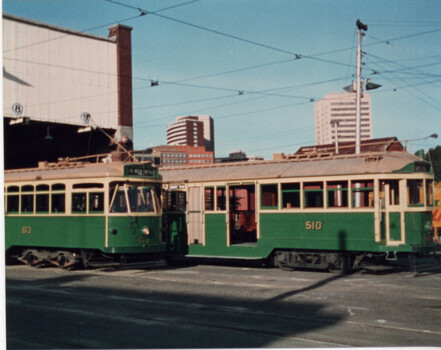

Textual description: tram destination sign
[124,164,158,178]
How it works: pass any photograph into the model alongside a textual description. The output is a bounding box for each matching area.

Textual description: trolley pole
[355,20,367,155]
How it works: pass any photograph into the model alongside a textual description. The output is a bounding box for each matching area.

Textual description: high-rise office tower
[314,92,372,145]
[167,115,214,153]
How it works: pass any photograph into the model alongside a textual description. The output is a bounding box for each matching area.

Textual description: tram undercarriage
[9,247,164,270]
[272,248,441,274]
[273,250,357,273]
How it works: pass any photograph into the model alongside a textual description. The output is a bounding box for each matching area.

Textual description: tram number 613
[305,221,322,231]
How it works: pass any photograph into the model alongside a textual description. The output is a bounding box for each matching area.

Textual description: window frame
[281,182,301,209]
[260,184,279,210]
[303,182,324,209]
[326,180,349,209]
[351,180,374,209]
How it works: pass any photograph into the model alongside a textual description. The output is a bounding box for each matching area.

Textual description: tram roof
[4,162,147,183]
[160,151,428,183]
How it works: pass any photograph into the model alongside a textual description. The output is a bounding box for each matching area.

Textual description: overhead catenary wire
[363,54,441,112]
[5,2,439,159]
[3,0,199,53]
[103,0,356,70]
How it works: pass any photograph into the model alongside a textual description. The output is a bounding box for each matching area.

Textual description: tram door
[380,180,404,245]
[188,187,204,245]
[228,184,257,245]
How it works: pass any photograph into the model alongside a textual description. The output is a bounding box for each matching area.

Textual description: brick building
[137,145,214,167]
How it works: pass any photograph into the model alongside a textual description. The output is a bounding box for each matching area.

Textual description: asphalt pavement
[5,257,441,348]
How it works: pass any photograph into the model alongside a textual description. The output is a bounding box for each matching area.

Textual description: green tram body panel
[183,211,435,259]
[405,211,434,247]
[6,215,164,254]
[6,216,106,250]
[165,213,189,254]
[107,216,164,254]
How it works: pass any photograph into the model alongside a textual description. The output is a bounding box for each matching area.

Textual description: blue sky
[3,0,441,158]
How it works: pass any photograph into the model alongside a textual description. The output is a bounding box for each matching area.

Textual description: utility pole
[355,19,367,155]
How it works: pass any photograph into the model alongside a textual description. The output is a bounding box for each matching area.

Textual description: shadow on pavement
[6,271,346,349]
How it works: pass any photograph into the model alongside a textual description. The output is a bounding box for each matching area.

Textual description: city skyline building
[167,115,214,153]
[314,92,372,145]
[136,145,214,167]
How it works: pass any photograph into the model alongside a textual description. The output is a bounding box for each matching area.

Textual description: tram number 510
[305,221,322,231]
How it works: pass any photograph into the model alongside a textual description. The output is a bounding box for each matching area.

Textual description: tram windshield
[110,184,157,213]
[128,186,155,212]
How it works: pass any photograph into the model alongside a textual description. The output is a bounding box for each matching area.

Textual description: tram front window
[128,187,155,213]
[111,188,128,213]
[110,184,157,213]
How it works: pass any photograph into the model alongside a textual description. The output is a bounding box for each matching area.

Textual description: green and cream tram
[5,161,164,268]
[161,151,436,271]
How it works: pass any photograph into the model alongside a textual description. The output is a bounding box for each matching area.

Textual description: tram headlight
[424,221,433,234]
[142,227,151,236]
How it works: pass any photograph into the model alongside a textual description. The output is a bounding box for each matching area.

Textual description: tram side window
[52,194,65,213]
[163,190,186,212]
[261,184,278,209]
[282,183,300,209]
[6,186,19,214]
[51,184,65,214]
[380,180,400,206]
[176,191,187,211]
[21,185,34,213]
[408,179,424,206]
[36,184,49,213]
[352,180,374,208]
[217,187,226,211]
[426,180,434,206]
[72,193,87,213]
[304,182,324,208]
[327,181,348,208]
[205,187,214,211]
[89,192,104,213]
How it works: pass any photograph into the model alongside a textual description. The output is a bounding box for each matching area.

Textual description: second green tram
[161,151,436,271]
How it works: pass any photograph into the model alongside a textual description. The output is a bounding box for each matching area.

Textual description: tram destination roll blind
[124,165,157,178]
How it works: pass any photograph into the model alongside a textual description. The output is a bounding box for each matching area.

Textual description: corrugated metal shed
[160,152,424,183]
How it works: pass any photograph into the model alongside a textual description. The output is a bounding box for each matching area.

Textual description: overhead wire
[4,0,199,53]
[363,54,441,112]
[3,14,143,53]
[9,2,439,155]
[103,0,356,69]
[133,76,348,128]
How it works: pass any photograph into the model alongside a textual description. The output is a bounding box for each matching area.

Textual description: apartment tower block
[167,115,214,153]
[314,92,372,145]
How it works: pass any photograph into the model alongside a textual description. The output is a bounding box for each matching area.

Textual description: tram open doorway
[228,184,257,245]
